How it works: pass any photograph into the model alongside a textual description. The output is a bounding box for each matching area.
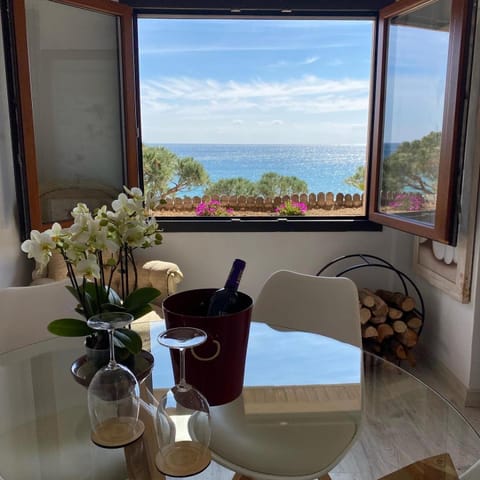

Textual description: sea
[150,143,370,198]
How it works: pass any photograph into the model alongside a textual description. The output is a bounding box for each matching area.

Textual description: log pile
[359,288,422,366]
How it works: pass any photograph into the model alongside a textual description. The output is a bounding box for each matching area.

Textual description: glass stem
[178,348,188,390]
[108,328,117,368]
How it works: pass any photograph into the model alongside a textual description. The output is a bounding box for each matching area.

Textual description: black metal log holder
[316,254,425,363]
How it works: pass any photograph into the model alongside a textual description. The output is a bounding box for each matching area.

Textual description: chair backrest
[253,270,361,347]
[0,280,80,353]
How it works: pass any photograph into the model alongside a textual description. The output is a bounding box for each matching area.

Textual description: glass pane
[138,18,374,218]
[24,0,124,224]
[378,0,451,225]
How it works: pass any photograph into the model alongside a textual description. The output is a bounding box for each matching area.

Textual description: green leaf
[48,319,93,337]
[107,287,122,306]
[123,287,160,312]
[101,303,126,313]
[114,328,142,354]
[83,282,107,312]
[82,291,95,319]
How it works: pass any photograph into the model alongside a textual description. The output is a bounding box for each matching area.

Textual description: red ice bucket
[162,288,253,406]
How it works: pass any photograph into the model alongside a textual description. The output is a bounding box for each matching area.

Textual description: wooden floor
[184,357,480,480]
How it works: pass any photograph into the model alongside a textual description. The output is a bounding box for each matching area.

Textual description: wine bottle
[207,259,246,316]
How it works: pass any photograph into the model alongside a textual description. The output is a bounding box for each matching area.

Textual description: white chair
[211,270,362,480]
[253,269,361,347]
[0,280,80,353]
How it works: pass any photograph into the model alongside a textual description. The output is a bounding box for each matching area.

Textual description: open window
[4,0,475,241]
[136,16,375,226]
[368,0,473,243]
[8,0,139,231]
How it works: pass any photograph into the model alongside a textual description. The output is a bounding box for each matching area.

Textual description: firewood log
[370,314,387,325]
[376,289,416,312]
[390,339,408,360]
[358,288,375,308]
[362,325,378,339]
[406,314,423,331]
[360,307,372,325]
[377,323,394,342]
[392,320,407,334]
[396,328,418,348]
[371,295,388,317]
[388,307,403,320]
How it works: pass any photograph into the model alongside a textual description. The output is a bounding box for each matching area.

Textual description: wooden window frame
[9,0,140,231]
[368,0,474,244]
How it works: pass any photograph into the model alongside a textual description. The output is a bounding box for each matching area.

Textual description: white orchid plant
[21,187,163,355]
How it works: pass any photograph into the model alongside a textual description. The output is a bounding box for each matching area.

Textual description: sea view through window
[137,17,375,218]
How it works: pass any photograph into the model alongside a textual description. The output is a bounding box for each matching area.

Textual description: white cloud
[303,56,319,65]
[140,74,370,143]
[141,75,369,110]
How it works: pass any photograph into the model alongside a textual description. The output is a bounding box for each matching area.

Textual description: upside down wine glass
[87,312,145,448]
[155,327,212,477]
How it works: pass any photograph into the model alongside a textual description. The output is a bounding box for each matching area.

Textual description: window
[4,0,138,232]
[137,17,373,223]
[369,0,473,243]
[3,0,474,240]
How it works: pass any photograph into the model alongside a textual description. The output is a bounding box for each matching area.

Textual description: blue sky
[138,18,448,145]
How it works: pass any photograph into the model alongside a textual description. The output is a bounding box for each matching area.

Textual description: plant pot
[84,343,110,369]
[84,341,135,370]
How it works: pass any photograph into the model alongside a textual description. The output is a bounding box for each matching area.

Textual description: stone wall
[156,192,364,213]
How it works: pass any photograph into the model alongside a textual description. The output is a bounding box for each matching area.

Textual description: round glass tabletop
[0,320,478,479]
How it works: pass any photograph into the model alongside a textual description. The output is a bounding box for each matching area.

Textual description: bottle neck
[224,259,245,291]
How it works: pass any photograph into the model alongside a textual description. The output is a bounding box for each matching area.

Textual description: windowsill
[156,216,383,232]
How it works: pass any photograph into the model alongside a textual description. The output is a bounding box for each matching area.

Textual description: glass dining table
[0,315,478,480]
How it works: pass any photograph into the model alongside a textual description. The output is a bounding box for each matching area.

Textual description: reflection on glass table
[0,318,478,479]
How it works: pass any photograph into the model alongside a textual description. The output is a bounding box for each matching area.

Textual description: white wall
[390,228,477,392]
[0,14,30,287]
[135,228,401,299]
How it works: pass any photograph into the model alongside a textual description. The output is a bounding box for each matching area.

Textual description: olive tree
[205,177,257,197]
[142,145,210,202]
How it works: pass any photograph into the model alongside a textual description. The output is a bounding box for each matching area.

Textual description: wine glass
[87,311,144,448]
[155,327,212,477]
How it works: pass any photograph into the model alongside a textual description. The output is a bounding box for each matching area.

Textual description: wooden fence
[155,192,364,213]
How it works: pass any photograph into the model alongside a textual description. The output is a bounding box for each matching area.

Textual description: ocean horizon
[149,143,372,197]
